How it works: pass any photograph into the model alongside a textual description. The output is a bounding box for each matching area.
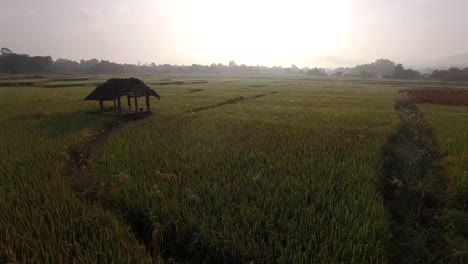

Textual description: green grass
[10,76,468,262]
[418,104,468,263]
[418,104,468,255]
[0,87,150,262]
[0,75,108,88]
[418,104,468,210]
[88,79,398,262]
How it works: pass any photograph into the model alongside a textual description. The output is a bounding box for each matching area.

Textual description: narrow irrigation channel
[382,92,455,263]
[66,117,243,263]
[190,91,278,113]
[66,120,160,262]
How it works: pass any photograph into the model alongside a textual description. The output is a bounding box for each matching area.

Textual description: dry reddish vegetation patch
[403,88,468,105]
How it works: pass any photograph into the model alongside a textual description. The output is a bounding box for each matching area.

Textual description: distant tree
[0,47,415,77]
[393,64,421,79]
[372,59,396,76]
[80,58,99,69]
[430,67,468,81]
[359,71,376,78]
[239,64,247,73]
[0,49,52,73]
[352,59,395,76]
[406,68,421,79]
[87,60,124,74]
[393,64,405,78]
[332,71,343,77]
[291,64,300,73]
[228,60,237,68]
[30,56,53,72]
[307,68,328,77]
[329,58,396,77]
[54,58,80,72]
[0,47,12,55]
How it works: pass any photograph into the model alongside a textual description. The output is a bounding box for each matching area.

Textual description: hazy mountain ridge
[434,53,468,68]
[408,53,468,72]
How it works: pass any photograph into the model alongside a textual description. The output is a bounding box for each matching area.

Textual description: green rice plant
[0,86,150,262]
[418,105,468,209]
[417,104,468,260]
[88,80,398,262]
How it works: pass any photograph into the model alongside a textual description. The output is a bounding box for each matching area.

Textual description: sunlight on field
[3,75,468,262]
[88,78,397,262]
[163,0,350,65]
[419,104,468,207]
[0,87,150,262]
[0,77,397,262]
[2,0,468,261]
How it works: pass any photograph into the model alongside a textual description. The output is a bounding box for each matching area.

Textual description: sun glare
[162,0,350,65]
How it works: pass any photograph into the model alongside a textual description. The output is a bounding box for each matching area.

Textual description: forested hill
[2,47,467,80]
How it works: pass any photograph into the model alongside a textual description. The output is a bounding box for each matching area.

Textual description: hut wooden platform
[84,78,160,118]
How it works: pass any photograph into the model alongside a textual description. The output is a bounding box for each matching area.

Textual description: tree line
[0,48,53,74]
[2,47,467,80]
[0,48,325,76]
[430,67,468,81]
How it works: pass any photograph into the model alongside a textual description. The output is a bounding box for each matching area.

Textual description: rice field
[401,87,468,208]
[0,87,150,262]
[1,75,467,262]
[88,80,398,263]
[405,88,468,105]
[418,104,468,247]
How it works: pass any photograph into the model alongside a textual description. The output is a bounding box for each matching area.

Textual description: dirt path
[382,92,458,263]
[190,91,278,113]
[66,121,160,262]
[65,92,281,262]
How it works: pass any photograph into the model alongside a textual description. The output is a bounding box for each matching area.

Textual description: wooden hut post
[134,97,138,112]
[146,95,151,112]
[117,96,122,115]
[113,99,117,110]
[99,100,104,112]
[127,96,132,109]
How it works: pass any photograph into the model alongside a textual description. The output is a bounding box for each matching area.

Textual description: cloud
[78,7,102,19]
[115,4,132,14]
[24,8,40,17]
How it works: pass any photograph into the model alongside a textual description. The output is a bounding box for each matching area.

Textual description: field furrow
[85,80,397,262]
[382,93,455,262]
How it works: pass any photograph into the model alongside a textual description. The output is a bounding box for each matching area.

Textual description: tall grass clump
[418,104,468,257]
[88,80,398,262]
[405,88,468,105]
[0,86,150,262]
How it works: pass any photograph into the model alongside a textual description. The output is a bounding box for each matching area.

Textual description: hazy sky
[1,0,467,67]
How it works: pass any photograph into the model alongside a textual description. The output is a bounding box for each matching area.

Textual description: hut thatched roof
[84,78,160,101]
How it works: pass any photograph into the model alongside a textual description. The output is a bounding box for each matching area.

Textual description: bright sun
[163,0,350,66]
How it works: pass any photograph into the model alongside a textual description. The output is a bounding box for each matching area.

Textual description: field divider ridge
[190,91,278,113]
[65,119,161,262]
[381,91,460,262]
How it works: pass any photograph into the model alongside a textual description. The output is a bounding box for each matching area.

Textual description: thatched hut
[84,78,160,115]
